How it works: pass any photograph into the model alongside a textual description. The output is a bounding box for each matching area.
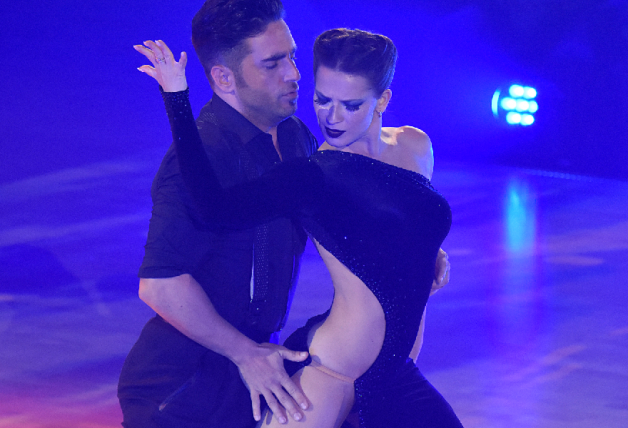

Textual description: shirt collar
[208,94,265,146]
[200,94,303,163]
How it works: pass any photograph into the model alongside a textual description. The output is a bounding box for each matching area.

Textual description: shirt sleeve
[162,89,323,230]
[138,146,218,279]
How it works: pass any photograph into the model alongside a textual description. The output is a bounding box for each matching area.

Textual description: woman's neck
[341,120,385,159]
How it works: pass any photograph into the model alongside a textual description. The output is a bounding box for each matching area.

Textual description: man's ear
[210,65,236,94]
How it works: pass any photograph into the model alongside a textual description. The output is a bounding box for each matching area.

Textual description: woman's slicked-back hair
[313,28,397,96]
[192,0,284,82]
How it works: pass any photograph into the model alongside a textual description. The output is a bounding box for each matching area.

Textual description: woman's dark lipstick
[325,127,345,139]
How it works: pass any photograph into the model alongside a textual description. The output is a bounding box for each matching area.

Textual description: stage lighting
[500,97,517,111]
[506,112,522,125]
[509,85,525,98]
[523,87,537,99]
[521,114,535,125]
[516,100,529,112]
[492,84,538,126]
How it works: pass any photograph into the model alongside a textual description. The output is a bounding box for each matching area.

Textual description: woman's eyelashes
[314,96,363,112]
[344,102,362,112]
[314,96,331,106]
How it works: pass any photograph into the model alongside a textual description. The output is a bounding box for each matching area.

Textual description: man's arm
[139,273,309,423]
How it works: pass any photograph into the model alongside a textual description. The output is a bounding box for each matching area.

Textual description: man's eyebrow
[261,47,297,63]
[262,53,287,63]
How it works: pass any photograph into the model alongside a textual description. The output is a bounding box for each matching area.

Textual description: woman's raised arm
[133,40,321,229]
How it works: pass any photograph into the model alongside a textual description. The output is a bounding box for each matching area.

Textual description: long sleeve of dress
[161,89,322,230]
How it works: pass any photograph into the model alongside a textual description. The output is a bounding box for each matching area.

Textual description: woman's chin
[322,136,350,149]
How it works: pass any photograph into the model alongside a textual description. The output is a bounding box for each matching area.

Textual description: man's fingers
[239,344,310,423]
[280,349,308,362]
[439,258,450,284]
[434,257,446,281]
[434,248,450,285]
[271,378,307,421]
[250,392,261,422]
[281,377,309,411]
[430,281,441,296]
[263,390,288,424]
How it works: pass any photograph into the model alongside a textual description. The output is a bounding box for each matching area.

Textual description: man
[119,1,450,427]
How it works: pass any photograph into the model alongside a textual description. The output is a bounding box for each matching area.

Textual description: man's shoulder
[280,115,318,156]
[283,114,310,132]
[195,99,253,156]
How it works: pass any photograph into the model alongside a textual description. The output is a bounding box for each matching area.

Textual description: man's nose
[285,57,300,82]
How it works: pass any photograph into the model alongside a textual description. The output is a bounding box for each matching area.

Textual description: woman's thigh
[257,366,354,428]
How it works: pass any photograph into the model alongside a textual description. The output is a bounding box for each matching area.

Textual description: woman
[136,29,462,428]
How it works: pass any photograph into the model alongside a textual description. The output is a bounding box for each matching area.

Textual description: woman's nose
[327,105,341,125]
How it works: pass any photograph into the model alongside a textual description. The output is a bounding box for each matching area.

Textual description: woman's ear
[376,89,392,114]
[210,65,236,94]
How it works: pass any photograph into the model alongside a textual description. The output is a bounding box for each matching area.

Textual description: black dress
[163,90,463,428]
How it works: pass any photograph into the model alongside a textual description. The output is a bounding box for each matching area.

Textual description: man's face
[234,20,300,130]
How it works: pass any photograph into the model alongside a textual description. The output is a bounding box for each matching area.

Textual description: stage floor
[1,159,627,428]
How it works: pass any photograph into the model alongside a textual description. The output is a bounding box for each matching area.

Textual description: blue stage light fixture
[500,97,517,111]
[506,112,522,125]
[523,87,537,99]
[516,99,530,112]
[492,84,538,126]
[521,114,535,126]
[509,85,525,98]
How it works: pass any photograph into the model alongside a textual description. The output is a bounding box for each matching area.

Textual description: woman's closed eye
[314,96,331,106]
[314,98,363,113]
[344,102,363,112]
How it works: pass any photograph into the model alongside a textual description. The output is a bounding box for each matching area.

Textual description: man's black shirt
[139,94,317,336]
[118,95,317,426]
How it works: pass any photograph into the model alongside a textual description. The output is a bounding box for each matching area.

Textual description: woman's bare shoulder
[384,126,431,152]
[383,126,434,179]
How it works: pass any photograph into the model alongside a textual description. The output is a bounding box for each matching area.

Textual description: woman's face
[314,66,381,148]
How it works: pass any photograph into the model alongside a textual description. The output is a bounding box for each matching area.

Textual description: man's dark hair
[192,0,285,86]
[313,28,397,96]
